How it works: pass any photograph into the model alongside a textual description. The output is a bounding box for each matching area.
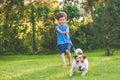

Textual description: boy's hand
[66,27,69,33]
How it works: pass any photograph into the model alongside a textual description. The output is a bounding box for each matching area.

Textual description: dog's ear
[82,55,86,59]
[74,56,77,59]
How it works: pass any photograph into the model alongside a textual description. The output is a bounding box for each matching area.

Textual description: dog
[69,48,88,77]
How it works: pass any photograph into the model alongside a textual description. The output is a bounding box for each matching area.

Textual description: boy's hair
[56,11,67,20]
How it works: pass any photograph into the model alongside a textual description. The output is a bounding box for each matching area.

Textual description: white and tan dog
[70,48,88,77]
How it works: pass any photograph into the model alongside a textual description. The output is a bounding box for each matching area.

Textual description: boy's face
[58,17,66,25]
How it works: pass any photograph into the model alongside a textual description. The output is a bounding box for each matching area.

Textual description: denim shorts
[58,43,71,54]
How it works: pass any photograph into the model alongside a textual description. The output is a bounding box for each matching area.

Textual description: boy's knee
[65,49,68,52]
[61,53,65,56]
[65,49,70,53]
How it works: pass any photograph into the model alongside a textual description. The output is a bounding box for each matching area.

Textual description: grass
[0,49,120,80]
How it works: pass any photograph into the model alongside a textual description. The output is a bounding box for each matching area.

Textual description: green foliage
[71,0,120,51]
[1,0,28,54]
[37,6,50,17]
[106,0,120,47]
[93,0,120,48]
[36,6,57,52]
[63,5,80,20]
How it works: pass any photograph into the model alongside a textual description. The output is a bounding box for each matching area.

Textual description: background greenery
[0,0,119,55]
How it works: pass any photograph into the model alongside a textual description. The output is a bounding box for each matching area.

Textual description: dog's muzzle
[78,64,83,71]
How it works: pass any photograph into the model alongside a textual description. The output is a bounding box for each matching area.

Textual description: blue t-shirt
[55,25,72,46]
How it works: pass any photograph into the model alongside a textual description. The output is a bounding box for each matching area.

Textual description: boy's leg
[61,53,67,68]
[65,49,72,65]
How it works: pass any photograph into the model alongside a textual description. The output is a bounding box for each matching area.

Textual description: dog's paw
[81,72,86,77]
[81,74,84,77]
[69,73,73,77]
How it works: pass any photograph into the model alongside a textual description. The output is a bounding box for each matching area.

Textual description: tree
[104,0,120,55]
[87,0,94,20]
[0,0,25,53]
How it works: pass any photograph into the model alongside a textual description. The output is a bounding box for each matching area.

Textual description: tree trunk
[2,1,9,52]
[104,0,111,56]
[104,24,110,56]
[31,4,37,53]
[87,0,94,20]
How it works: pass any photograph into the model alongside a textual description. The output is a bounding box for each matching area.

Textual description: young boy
[55,12,72,68]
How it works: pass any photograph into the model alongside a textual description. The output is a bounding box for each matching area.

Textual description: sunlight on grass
[45,69,69,80]
[0,63,52,80]
[0,49,120,80]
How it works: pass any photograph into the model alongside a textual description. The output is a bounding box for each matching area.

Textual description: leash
[71,43,83,55]
[71,43,77,55]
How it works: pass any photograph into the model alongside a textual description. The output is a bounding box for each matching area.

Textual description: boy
[55,12,72,68]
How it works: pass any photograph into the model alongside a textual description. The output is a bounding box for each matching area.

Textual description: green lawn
[0,49,120,80]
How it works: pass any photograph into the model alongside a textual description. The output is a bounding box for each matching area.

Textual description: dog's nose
[79,65,82,69]
[76,60,79,63]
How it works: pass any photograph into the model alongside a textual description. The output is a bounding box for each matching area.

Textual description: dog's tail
[71,44,83,55]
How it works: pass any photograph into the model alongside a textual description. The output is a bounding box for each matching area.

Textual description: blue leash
[72,44,76,52]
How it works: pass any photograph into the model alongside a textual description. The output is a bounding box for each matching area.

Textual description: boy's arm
[57,28,67,34]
